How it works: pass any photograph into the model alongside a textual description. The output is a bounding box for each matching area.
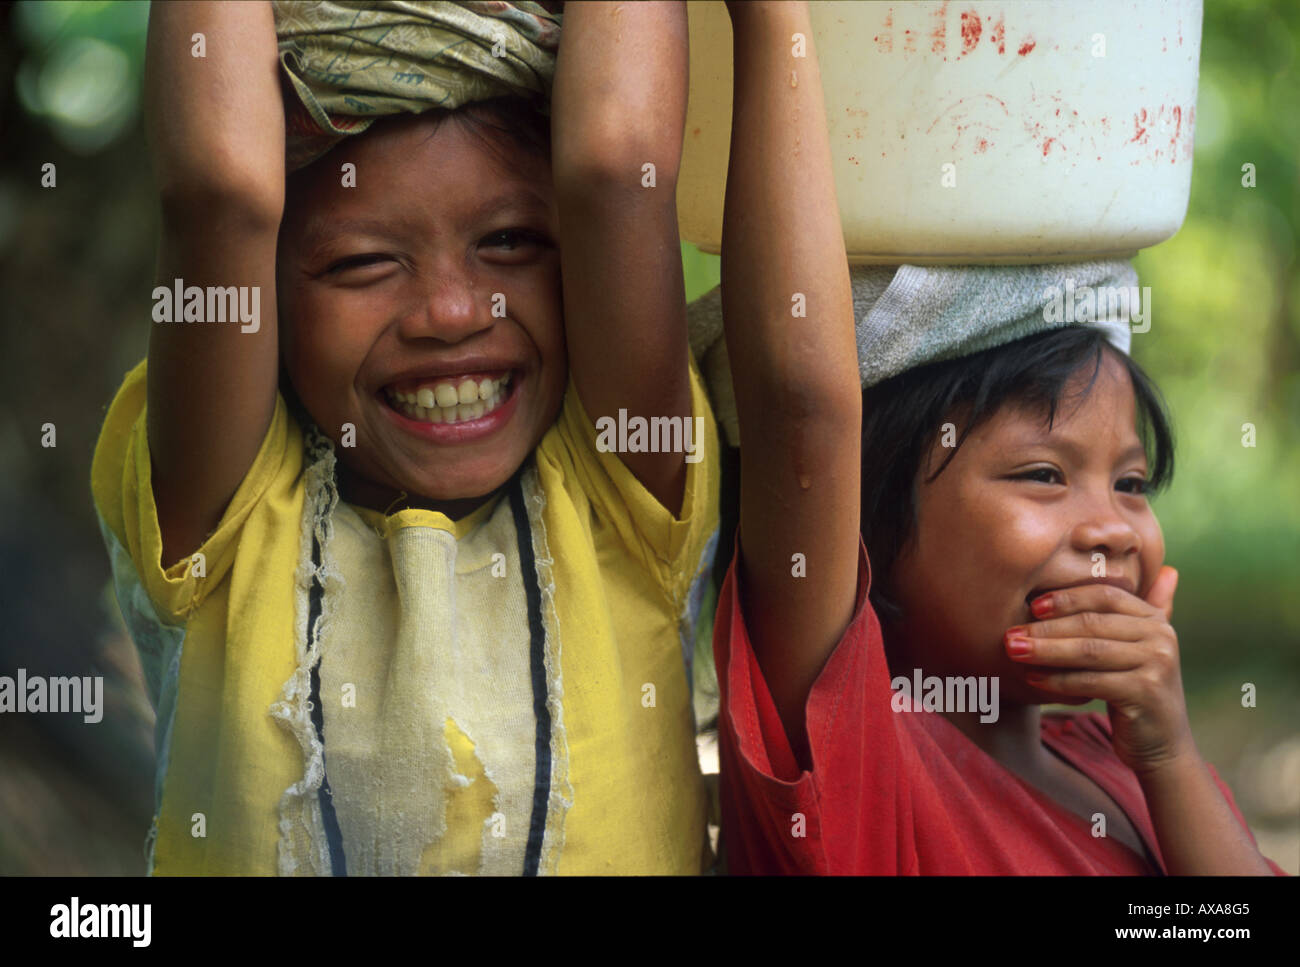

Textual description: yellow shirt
[92,359,719,875]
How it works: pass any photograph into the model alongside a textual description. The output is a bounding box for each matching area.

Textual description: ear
[1144,565,1178,622]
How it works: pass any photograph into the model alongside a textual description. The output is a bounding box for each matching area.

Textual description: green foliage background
[0,0,1294,874]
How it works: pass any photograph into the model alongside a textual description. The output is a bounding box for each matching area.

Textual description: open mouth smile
[377,369,521,444]
[384,371,514,424]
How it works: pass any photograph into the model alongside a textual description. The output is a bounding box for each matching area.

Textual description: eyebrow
[467,187,550,223]
[300,188,550,247]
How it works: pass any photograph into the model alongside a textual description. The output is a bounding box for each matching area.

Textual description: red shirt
[715,539,1287,875]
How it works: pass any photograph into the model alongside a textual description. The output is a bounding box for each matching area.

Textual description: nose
[1069,489,1142,562]
[398,260,493,344]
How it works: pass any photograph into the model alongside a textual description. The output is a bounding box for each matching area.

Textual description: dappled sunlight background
[0,0,1295,874]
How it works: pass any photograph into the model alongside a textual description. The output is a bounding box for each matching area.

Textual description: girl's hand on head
[1004,566,1198,775]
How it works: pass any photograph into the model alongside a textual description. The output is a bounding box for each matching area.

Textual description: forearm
[146,0,284,216]
[721,5,856,400]
[1138,750,1276,875]
[722,2,860,766]
[144,0,284,565]
[549,1,692,512]
[551,1,687,183]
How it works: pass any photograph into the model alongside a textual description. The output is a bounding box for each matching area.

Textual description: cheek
[927,483,1056,583]
[982,500,1062,570]
[901,487,1059,651]
[286,292,378,385]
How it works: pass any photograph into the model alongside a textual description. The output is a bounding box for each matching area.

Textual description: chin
[413,457,522,502]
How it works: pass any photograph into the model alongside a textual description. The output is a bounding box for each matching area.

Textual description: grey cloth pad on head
[687,260,1139,448]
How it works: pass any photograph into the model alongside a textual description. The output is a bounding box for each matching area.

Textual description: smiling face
[886,350,1166,705]
[276,110,565,516]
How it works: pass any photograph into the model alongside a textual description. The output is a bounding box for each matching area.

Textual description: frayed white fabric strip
[521,465,572,874]
[270,425,340,877]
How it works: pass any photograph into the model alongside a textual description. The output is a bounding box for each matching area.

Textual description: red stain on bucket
[1017,38,1036,56]
[1129,108,1149,145]
[960,10,982,56]
[875,8,894,53]
[988,16,1006,54]
[931,1,949,54]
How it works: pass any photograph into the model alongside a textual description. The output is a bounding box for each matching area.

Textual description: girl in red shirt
[714,3,1285,875]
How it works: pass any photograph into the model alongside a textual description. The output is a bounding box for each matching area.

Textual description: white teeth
[387,372,512,425]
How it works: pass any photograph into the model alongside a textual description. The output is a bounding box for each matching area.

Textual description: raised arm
[722,2,861,768]
[144,1,284,566]
[550,1,692,514]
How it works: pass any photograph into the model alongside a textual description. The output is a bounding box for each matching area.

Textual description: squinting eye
[482,229,544,251]
[1017,468,1063,485]
[327,254,390,273]
[1116,476,1150,495]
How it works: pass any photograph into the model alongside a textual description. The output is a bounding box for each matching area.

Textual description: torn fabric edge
[270,424,341,876]
[679,526,721,712]
[97,514,186,876]
[518,462,572,875]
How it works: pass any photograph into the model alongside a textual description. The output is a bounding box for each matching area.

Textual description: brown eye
[1018,467,1063,485]
[1116,476,1150,495]
[481,229,545,252]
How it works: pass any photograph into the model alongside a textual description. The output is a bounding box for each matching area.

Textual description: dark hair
[860,325,1175,624]
[410,95,552,170]
[286,95,551,190]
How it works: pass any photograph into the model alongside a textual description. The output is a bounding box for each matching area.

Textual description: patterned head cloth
[273,0,563,170]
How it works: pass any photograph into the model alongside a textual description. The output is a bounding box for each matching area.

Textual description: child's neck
[336,461,497,521]
[942,704,1055,777]
[884,630,1059,777]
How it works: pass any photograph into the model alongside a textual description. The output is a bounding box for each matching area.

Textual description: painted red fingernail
[1006,625,1028,638]
[1030,595,1053,618]
[1006,636,1033,657]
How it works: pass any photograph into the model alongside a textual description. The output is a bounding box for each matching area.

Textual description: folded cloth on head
[273,0,562,171]
[687,260,1139,448]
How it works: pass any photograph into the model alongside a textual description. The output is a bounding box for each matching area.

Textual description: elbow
[785,372,862,439]
[553,127,682,196]
[735,365,860,451]
[733,333,862,437]
[156,161,284,233]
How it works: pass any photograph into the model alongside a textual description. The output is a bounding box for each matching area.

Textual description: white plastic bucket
[677,0,1203,264]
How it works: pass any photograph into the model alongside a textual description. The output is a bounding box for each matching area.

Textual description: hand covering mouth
[1025,575,1137,606]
